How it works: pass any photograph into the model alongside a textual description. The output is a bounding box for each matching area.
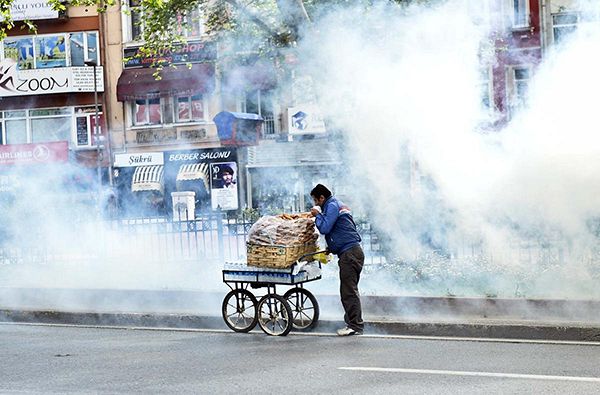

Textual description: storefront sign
[114,152,164,167]
[123,41,217,68]
[0,141,68,166]
[288,104,327,135]
[9,0,59,21]
[164,147,238,211]
[0,60,104,97]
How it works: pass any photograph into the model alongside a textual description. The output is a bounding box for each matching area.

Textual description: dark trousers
[338,245,364,332]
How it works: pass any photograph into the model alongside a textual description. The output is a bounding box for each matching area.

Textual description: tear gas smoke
[299,0,600,298]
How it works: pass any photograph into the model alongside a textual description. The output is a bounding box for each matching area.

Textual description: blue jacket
[315,196,361,255]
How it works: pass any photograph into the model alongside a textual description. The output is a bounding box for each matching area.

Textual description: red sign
[0,141,69,166]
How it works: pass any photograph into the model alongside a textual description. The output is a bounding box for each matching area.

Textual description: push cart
[222,251,324,336]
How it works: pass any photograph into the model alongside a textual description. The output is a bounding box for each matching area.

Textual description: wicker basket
[246,242,318,269]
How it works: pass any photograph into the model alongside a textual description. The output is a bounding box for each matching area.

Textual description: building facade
[0,1,108,181]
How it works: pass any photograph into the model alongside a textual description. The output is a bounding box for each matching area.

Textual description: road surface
[2,323,600,394]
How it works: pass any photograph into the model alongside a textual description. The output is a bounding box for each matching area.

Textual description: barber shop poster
[210,162,238,210]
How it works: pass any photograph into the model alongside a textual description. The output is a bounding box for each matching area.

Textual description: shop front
[164,147,239,218]
[113,147,241,219]
[113,152,165,217]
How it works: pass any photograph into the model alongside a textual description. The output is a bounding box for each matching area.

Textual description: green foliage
[0,0,440,62]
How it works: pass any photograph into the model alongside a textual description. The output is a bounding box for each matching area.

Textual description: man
[310,184,364,336]
[220,165,236,189]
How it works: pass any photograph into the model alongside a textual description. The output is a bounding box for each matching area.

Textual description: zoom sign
[0,59,104,97]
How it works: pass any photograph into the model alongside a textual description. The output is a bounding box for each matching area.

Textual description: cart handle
[297,250,328,262]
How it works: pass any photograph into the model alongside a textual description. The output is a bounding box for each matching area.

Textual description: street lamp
[84,58,102,215]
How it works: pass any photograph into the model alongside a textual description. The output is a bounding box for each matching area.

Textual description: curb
[2,309,600,342]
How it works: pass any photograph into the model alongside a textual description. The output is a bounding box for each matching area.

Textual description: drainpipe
[540,0,548,56]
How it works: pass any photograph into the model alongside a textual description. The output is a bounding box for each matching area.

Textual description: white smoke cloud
[297,0,600,298]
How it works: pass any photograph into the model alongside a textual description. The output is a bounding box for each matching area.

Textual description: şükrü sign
[0,141,68,166]
[8,0,59,21]
[0,60,104,97]
[123,41,217,68]
[114,152,164,167]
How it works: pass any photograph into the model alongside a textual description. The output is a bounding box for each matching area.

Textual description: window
[0,106,101,147]
[133,98,162,125]
[176,94,205,122]
[4,111,27,145]
[34,35,67,69]
[125,2,204,42]
[69,32,99,66]
[176,8,204,38]
[553,13,579,44]
[2,32,99,69]
[3,37,34,70]
[508,66,530,115]
[238,89,277,135]
[512,0,529,28]
[479,67,492,110]
[128,0,144,41]
[129,95,207,126]
[30,108,71,143]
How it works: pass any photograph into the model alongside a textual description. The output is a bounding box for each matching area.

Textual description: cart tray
[223,261,321,284]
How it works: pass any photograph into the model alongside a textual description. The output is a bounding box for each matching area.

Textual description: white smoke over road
[298,0,600,298]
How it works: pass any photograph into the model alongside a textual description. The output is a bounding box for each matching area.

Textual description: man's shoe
[336,326,363,336]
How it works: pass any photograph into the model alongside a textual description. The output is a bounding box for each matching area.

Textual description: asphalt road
[2,324,600,394]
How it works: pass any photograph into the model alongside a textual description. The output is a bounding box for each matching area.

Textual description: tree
[0,0,432,59]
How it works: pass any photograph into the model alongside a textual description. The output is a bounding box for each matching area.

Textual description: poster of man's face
[211,162,237,189]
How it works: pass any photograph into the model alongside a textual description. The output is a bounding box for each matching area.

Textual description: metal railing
[0,210,385,266]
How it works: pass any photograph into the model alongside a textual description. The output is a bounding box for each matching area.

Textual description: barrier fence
[0,210,386,266]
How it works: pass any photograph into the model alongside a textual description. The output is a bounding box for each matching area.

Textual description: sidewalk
[1,288,600,341]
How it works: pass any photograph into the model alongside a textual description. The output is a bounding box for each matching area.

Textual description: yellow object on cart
[313,252,332,264]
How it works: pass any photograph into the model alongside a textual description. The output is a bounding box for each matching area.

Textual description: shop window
[31,117,71,143]
[2,32,99,69]
[0,106,101,147]
[176,94,205,122]
[133,98,162,125]
[3,37,34,70]
[512,0,529,28]
[4,113,27,144]
[34,35,67,69]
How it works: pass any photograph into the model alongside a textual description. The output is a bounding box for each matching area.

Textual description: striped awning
[176,163,209,190]
[131,165,164,192]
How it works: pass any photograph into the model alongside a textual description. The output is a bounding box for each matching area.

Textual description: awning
[116,63,215,101]
[131,165,164,192]
[176,163,209,190]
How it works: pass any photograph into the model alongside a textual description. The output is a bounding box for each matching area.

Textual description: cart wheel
[257,294,293,336]
[284,288,320,331]
[222,289,258,333]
